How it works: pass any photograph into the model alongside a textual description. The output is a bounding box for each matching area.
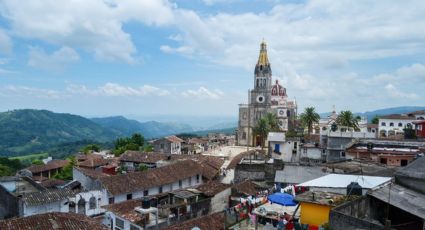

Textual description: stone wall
[329,197,384,230]
[234,159,283,183]
[0,185,22,219]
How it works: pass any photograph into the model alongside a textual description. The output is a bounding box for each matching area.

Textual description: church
[237,41,297,146]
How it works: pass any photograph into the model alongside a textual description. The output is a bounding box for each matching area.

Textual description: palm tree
[253,117,270,149]
[336,110,360,131]
[265,112,281,132]
[299,107,320,137]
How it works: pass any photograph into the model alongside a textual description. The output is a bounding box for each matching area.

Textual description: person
[283,212,292,222]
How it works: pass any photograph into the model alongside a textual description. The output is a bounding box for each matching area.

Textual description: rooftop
[163,211,225,230]
[0,212,107,230]
[368,183,425,219]
[267,132,285,142]
[25,159,69,174]
[22,188,79,206]
[274,165,328,184]
[232,180,260,196]
[195,180,230,196]
[295,191,347,206]
[165,135,184,143]
[298,174,392,189]
[379,114,416,120]
[100,160,202,196]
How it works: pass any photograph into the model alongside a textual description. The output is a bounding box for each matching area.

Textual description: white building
[378,114,417,138]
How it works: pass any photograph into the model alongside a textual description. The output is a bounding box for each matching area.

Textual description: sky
[0,0,424,119]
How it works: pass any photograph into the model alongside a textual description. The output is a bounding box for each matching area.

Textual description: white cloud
[1,85,64,99]
[182,86,224,99]
[0,29,12,54]
[66,83,170,97]
[385,83,419,100]
[28,46,80,71]
[0,0,174,63]
[160,45,193,55]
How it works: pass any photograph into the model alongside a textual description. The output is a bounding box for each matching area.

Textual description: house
[195,180,231,213]
[329,157,425,230]
[163,211,225,230]
[378,114,417,138]
[346,139,425,166]
[102,188,215,230]
[296,191,346,228]
[267,132,285,157]
[234,154,284,184]
[74,160,203,206]
[269,137,302,162]
[153,135,183,155]
[77,155,110,170]
[298,174,392,195]
[413,120,425,138]
[0,212,108,230]
[24,159,69,182]
[119,151,166,170]
[299,143,326,164]
[274,165,328,188]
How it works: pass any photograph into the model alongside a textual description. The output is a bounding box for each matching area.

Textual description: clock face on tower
[256,95,265,103]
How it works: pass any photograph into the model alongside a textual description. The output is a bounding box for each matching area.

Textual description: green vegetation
[336,110,360,131]
[31,159,44,165]
[81,144,101,154]
[137,164,149,172]
[113,133,145,156]
[53,156,76,181]
[371,116,379,124]
[10,152,48,162]
[0,109,117,157]
[253,112,281,149]
[0,157,24,176]
[299,107,320,137]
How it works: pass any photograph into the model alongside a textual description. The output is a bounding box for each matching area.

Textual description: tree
[265,112,281,132]
[113,133,145,156]
[81,144,101,154]
[53,156,76,181]
[137,164,149,172]
[371,116,379,125]
[31,159,44,165]
[0,165,12,176]
[404,124,416,139]
[253,117,270,149]
[299,107,320,137]
[336,110,360,131]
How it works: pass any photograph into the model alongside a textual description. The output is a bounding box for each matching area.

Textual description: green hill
[0,109,118,157]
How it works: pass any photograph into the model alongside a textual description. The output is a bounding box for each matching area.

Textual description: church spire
[257,39,269,66]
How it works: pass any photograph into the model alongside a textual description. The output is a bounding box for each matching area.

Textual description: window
[89,196,96,210]
[160,143,164,149]
[390,122,394,127]
[109,197,115,204]
[144,190,149,196]
[398,122,403,127]
[381,122,386,126]
[77,198,86,215]
[115,218,124,230]
[196,174,200,183]
[179,180,182,188]
[293,142,297,149]
[127,193,132,200]
[130,224,140,230]
[341,151,346,157]
[242,132,247,140]
[69,201,76,213]
[159,186,163,194]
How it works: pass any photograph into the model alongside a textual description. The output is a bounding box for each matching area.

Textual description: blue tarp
[267,193,297,206]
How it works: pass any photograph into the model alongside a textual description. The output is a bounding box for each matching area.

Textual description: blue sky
[0,0,424,119]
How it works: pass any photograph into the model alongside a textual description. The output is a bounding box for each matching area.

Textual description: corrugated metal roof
[298,174,391,189]
[274,166,328,184]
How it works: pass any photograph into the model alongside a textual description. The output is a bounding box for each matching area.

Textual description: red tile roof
[164,212,225,230]
[78,157,110,168]
[74,167,111,179]
[0,212,108,230]
[120,151,167,164]
[100,160,203,196]
[165,135,184,143]
[195,180,230,197]
[26,160,69,174]
[232,180,260,196]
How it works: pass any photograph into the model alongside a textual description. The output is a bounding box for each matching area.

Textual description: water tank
[142,197,150,209]
[347,182,362,196]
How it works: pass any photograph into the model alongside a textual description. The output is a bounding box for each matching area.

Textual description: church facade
[237,41,297,146]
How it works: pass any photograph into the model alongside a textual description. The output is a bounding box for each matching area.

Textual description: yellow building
[296,191,345,227]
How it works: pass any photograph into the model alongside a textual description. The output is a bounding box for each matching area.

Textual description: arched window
[381,122,386,126]
[69,201,76,213]
[89,197,96,210]
[256,79,259,88]
[272,88,276,94]
[78,198,86,215]
[389,122,394,127]
[398,123,403,127]
[406,123,412,129]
